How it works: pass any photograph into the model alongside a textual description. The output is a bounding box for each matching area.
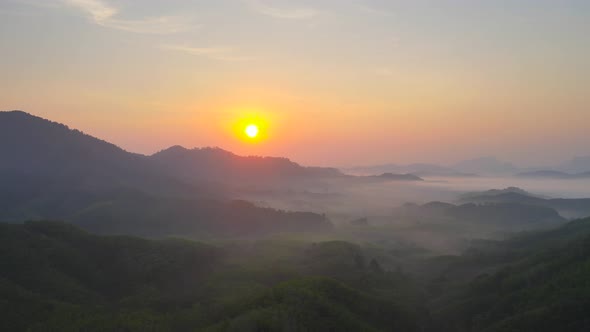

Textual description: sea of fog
[415,176,590,199]
[241,176,590,223]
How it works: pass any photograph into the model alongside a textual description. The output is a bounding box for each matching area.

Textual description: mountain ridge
[0,110,334,236]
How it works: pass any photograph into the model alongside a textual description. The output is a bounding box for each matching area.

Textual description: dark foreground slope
[0,221,220,331]
[0,221,424,332]
[4,219,590,331]
[427,216,590,332]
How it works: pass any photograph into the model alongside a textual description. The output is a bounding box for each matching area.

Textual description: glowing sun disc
[245,124,259,138]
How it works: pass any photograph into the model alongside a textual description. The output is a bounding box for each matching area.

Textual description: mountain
[0,111,149,185]
[0,111,332,236]
[396,201,456,219]
[461,191,547,205]
[346,156,590,178]
[347,157,523,177]
[0,111,214,198]
[516,170,590,179]
[344,163,473,177]
[559,155,590,173]
[371,172,423,181]
[517,170,574,178]
[394,201,565,230]
[150,145,343,184]
[459,188,590,219]
[0,111,342,188]
[459,187,541,200]
[452,157,518,175]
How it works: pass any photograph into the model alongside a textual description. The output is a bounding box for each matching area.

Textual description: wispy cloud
[63,0,193,34]
[358,4,395,17]
[159,44,256,62]
[244,0,317,19]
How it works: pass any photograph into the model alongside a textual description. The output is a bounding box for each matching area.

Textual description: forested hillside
[0,221,424,331]
[427,217,590,331]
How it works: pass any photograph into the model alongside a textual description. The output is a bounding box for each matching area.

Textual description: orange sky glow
[1,0,588,166]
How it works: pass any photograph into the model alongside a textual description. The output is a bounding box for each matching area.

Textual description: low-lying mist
[233,175,590,254]
[415,176,590,199]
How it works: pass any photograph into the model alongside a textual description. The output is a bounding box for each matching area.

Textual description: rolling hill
[430,216,590,332]
[460,188,590,219]
[394,201,566,230]
[150,145,343,184]
[0,221,423,332]
[516,170,590,179]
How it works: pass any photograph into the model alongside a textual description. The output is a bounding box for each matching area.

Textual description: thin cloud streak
[358,3,395,17]
[63,0,193,34]
[159,44,256,62]
[244,0,317,19]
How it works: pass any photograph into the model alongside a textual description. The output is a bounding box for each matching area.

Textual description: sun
[244,124,259,138]
[233,111,268,142]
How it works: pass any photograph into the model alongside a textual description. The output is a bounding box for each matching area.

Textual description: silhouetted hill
[452,157,517,175]
[517,170,573,178]
[516,170,590,179]
[0,111,138,175]
[394,201,565,230]
[460,188,590,219]
[451,203,563,226]
[344,163,474,177]
[372,173,424,181]
[559,155,590,173]
[459,187,539,200]
[150,145,343,184]
[0,111,211,197]
[463,191,546,205]
[394,201,455,221]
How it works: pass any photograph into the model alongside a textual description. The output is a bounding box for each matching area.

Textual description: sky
[0,0,589,167]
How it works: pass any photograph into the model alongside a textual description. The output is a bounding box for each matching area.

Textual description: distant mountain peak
[373,173,423,181]
[560,155,590,173]
[0,109,134,157]
[150,144,342,182]
[2,110,67,127]
[452,156,517,175]
[3,109,32,116]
